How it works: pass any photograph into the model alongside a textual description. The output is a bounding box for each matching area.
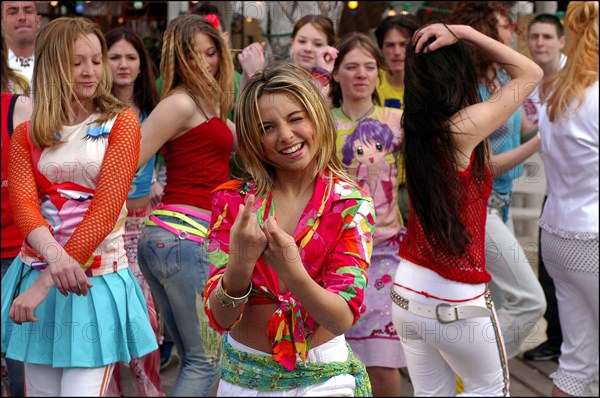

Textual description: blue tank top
[128,113,156,199]
[478,69,524,194]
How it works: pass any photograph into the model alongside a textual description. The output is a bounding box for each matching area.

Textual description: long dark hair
[447,1,513,89]
[403,30,489,255]
[104,28,159,116]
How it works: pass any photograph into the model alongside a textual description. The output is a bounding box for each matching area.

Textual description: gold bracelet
[215,277,252,308]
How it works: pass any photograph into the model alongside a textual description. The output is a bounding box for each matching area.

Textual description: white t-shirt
[8,48,34,87]
[523,53,567,125]
[539,80,599,235]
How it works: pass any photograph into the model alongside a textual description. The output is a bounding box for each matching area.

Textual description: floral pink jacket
[203,171,375,370]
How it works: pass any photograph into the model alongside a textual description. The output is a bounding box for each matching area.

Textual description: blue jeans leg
[1,257,25,397]
[138,217,220,396]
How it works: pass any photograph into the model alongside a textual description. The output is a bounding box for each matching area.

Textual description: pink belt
[145,204,211,243]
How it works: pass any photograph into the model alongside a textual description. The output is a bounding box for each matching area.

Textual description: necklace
[16,56,34,68]
[340,104,375,122]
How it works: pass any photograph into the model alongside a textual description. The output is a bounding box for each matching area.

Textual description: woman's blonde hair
[1,33,30,94]
[542,1,598,121]
[160,15,233,120]
[234,62,352,194]
[31,17,126,148]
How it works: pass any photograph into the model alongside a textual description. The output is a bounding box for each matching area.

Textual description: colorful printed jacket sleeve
[320,183,375,324]
[203,181,246,333]
[203,178,376,370]
[8,110,140,268]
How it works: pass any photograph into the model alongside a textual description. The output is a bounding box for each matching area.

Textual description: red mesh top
[161,117,233,210]
[8,110,140,269]
[400,154,493,284]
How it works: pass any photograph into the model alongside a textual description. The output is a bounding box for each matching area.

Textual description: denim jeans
[138,214,220,396]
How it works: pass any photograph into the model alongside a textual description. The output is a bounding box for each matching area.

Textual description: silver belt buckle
[436,303,458,324]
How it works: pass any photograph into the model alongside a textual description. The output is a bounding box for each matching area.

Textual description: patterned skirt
[345,238,406,368]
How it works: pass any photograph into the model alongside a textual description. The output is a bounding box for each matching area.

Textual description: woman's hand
[238,42,267,79]
[315,46,339,73]
[47,248,92,297]
[9,269,55,324]
[150,181,164,209]
[261,216,302,279]
[413,23,460,54]
[229,195,267,270]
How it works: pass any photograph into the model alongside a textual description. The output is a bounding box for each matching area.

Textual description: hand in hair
[413,23,459,54]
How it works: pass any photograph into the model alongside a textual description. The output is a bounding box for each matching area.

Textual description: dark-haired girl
[391,23,542,395]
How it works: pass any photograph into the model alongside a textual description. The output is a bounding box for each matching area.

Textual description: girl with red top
[136,15,235,397]
[391,23,542,395]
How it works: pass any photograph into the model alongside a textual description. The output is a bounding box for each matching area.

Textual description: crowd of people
[1,1,597,397]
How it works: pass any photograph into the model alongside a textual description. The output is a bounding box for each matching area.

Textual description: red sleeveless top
[162,117,233,210]
[1,93,24,258]
[400,153,493,284]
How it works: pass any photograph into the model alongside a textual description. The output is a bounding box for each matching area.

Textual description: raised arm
[415,24,543,153]
[205,193,265,331]
[237,42,266,95]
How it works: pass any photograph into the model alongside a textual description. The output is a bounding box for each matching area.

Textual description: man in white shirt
[522,13,566,363]
[1,1,41,88]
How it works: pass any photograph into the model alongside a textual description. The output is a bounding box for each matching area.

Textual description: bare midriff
[229,303,336,354]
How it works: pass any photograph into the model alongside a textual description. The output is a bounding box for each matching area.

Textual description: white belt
[391,288,492,324]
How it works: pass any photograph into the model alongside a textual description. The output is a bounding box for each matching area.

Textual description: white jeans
[485,209,546,358]
[24,363,115,396]
[217,335,356,397]
[392,260,510,396]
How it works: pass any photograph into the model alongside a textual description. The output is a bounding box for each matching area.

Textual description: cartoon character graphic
[341,118,398,204]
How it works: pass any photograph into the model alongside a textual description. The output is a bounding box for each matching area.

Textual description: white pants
[24,363,115,396]
[542,230,599,396]
[217,335,356,397]
[485,209,546,358]
[392,260,510,396]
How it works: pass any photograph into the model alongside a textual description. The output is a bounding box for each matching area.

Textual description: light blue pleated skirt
[1,258,158,368]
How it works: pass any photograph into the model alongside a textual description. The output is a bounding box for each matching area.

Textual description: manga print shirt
[203,172,376,371]
[8,110,140,276]
[332,106,404,247]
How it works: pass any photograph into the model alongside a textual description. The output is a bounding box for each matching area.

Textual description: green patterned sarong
[221,337,372,396]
